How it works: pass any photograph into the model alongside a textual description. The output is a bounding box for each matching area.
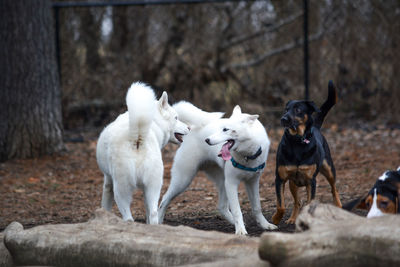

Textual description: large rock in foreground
[259,202,400,267]
[0,233,13,267]
[4,209,265,267]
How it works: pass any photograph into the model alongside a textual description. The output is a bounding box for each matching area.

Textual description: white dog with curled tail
[159,102,277,234]
[96,82,189,224]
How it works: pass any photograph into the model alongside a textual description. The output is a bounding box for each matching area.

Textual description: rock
[183,256,269,267]
[258,202,400,267]
[4,208,260,267]
[0,232,14,267]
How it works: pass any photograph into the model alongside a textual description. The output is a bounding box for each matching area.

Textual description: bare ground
[1,126,399,236]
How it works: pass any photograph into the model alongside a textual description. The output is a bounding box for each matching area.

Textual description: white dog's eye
[223,128,229,132]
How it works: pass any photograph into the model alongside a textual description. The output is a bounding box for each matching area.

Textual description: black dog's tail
[314,80,338,129]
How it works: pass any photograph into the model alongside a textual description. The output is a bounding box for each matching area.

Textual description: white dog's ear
[232,105,242,117]
[245,114,259,124]
[159,91,169,110]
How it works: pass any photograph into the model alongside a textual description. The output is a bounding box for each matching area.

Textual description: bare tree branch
[220,11,303,50]
[223,30,325,70]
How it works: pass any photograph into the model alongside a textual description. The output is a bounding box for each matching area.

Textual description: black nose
[281,115,290,126]
[205,138,211,145]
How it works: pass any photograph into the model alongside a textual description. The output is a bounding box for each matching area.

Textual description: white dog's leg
[224,175,247,235]
[158,155,198,223]
[205,168,234,225]
[143,189,160,225]
[113,180,134,221]
[101,174,114,211]
[143,166,163,225]
[245,176,278,230]
[216,181,235,225]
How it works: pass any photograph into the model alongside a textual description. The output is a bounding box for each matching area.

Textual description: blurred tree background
[56,0,400,130]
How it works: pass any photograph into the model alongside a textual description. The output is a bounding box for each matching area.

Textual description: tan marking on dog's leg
[321,160,342,207]
[274,165,297,224]
[272,180,286,225]
[278,165,298,180]
[306,184,312,204]
[286,180,300,224]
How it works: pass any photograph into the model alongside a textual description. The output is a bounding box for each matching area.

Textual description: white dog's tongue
[220,143,232,161]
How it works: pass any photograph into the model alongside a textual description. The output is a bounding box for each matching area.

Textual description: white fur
[367,189,385,218]
[97,82,189,224]
[126,82,156,142]
[173,101,224,129]
[378,171,389,181]
[158,103,277,235]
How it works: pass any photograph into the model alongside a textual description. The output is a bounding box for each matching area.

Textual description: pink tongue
[220,143,232,161]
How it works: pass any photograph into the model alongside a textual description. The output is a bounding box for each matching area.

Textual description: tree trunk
[258,202,400,267]
[0,0,63,162]
[3,209,266,267]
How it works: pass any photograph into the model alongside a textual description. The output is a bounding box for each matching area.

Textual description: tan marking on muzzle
[287,114,308,136]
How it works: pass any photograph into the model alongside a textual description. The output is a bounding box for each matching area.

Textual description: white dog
[96,82,189,224]
[158,102,277,235]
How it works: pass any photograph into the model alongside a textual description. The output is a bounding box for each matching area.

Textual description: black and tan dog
[272,80,342,225]
[344,167,400,218]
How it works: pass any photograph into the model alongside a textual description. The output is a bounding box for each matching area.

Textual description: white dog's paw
[257,217,278,230]
[235,227,248,235]
[261,222,278,230]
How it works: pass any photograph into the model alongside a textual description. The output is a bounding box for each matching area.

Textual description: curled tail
[173,101,224,129]
[126,82,156,149]
[314,80,338,129]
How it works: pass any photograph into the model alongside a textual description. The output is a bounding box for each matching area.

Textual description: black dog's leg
[305,176,317,206]
[311,176,317,200]
[286,180,300,224]
[321,159,342,207]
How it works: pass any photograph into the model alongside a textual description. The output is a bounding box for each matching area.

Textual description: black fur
[344,169,400,214]
[273,81,340,224]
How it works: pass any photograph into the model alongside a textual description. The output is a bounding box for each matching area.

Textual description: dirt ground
[1,125,399,236]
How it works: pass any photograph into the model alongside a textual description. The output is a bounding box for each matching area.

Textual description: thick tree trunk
[0,0,63,161]
[258,202,400,267]
[3,209,266,267]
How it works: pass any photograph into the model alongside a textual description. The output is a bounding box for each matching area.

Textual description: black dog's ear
[342,195,368,211]
[285,100,294,108]
[305,101,321,113]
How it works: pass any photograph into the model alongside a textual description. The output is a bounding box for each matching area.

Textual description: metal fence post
[303,0,309,100]
[54,6,61,82]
